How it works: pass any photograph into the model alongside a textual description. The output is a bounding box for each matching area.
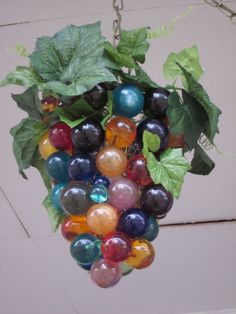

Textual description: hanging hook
[112,0,124,46]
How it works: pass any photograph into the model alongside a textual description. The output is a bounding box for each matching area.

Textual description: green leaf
[189,144,215,175]
[163,45,204,88]
[43,193,67,232]
[32,120,49,144]
[142,130,160,158]
[58,115,86,128]
[121,67,158,90]
[10,118,38,172]
[178,64,222,142]
[1,66,44,88]
[55,98,101,121]
[31,150,51,190]
[167,90,208,150]
[117,27,150,63]
[11,85,43,119]
[146,148,191,198]
[104,42,138,69]
[101,91,113,129]
[30,22,116,96]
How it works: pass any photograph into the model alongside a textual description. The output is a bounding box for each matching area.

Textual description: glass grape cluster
[40,83,178,288]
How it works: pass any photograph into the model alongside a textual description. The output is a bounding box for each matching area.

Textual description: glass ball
[144,87,170,119]
[93,175,110,188]
[60,181,91,216]
[140,184,173,219]
[120,262,133,276]
[90,259,122,288]
[70,233,101,265]
[113,84,144,118]
[105,116,137,148]
[126,239,155,269]
[51,182,67,212]
[42,96,59,112]
[96,146,127,177]
[61,215,91,241]
[78,262,92,271]
[83,83,108,110]
[87,203,118,236]
[126,140,142,156]
[142,215,159,242]
[108,178,139,211]
[90,184,108,203]
[49,122,72,150]
[126,154,152,186]
[72,119,104,153]
[101,232,132,262]
[39,132,58,160]
[68,154,96,182]
[118,208,149,237]
[137,118,169,150]
[45,151,70,182]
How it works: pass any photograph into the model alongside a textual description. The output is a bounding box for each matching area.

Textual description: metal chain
[204,0,236,23]
[113,0,124,46]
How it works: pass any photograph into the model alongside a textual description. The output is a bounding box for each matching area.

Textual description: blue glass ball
[142,215,159,242]
[68,154,96,182]
[118,208,149,237]
[78,262,92,271]
[70,233,101,265]
[51,183,67,213]
[45,151,70,182]
[93,175,110,188]
[113,84,144,118]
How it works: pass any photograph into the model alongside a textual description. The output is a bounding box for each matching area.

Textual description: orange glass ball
[105,116,137,148]
[87,203,118,236]
[126,239,155,269]
[96,146,127,177]
[61,215,91,242]
[39,132,58,159]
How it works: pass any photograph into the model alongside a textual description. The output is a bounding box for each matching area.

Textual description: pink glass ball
[90,259,122,288]
[108,178,139,211]
[101,232,132,262]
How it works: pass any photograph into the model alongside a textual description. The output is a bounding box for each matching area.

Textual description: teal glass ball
[51,182,67,213]
[45,151,70,182]
[113,84,144,118]
[70,233,101,265]
[90,184,108,203]
[142,215,159,242]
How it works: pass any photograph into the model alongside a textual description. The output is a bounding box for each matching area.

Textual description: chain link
[113,0,124,46]
[204,0,236,23]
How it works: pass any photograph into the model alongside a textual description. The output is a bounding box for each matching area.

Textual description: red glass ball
[126,154,152,186]
[49,122,72,150]
[101,232,132,262]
